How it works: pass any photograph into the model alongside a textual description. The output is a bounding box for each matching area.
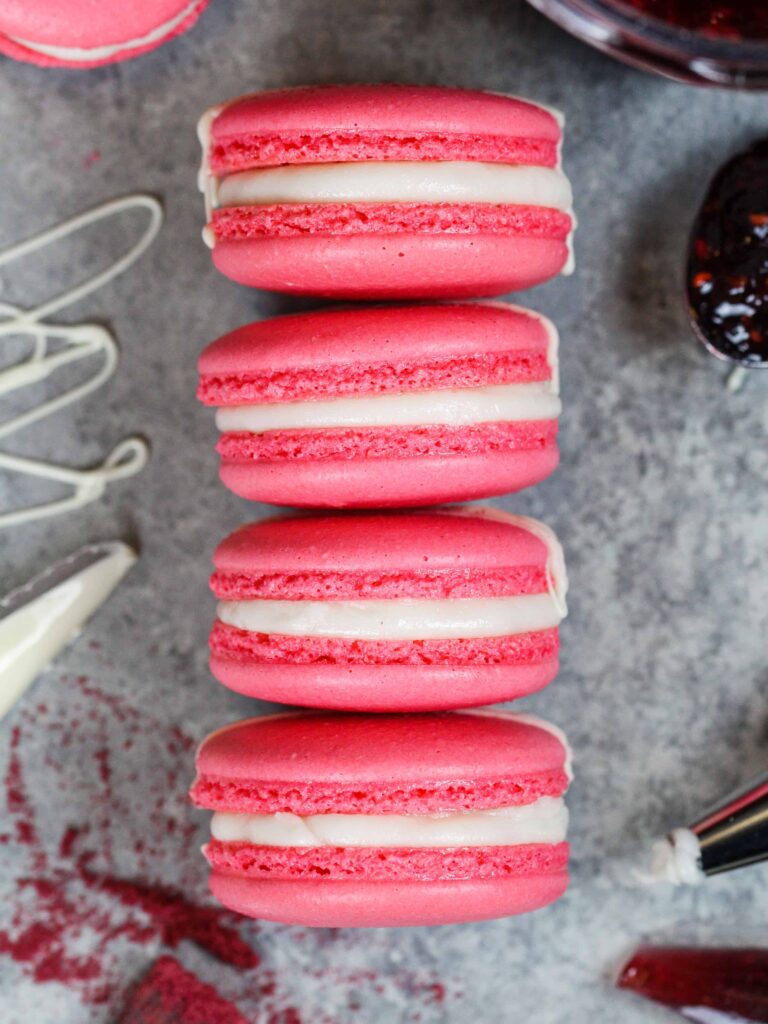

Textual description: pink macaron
[198,84,574,299]
[198,303,561,508]
[209,507,568,712]
[0,0,208,68]
[190,710,572,927]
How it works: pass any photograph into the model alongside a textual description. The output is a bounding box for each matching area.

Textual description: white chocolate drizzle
[0,194,163,528]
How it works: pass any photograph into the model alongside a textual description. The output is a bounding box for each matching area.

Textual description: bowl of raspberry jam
[526,0,768,86]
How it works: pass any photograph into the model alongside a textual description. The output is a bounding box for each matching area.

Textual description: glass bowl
[526,0,768,87]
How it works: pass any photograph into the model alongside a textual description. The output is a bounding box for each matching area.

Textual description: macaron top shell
[192,710,570,814]
[213,508,555,581]
[198,303,556,405]
[0,0,198,46]
[209,85,562,171]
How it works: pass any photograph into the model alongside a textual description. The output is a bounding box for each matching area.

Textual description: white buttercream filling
[215,160,572,212]
[210,795,567,848]
[9,0,202,61]
[217,592,563,640]
[216,381,560,433]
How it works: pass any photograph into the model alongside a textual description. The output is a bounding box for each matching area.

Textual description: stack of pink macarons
[191,83,575,928]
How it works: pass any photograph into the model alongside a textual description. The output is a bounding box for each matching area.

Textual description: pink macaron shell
[193,711,569,808]
[209,655,558,712]
[210,230,569,299]
[198,302,553,392]
[0,0,208,67]
[212,508,552,580]
[209,869,569,927]
[217,446,559,507]
[208,85,562,175]
[211,85,561,152]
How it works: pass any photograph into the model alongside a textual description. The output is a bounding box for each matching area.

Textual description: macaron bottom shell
[209,655,559,713]
[209,869,569,928]
[218,447,560,508]
[211,232,570,299]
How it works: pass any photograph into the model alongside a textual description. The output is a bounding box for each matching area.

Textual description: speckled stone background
[0,1,767,1021]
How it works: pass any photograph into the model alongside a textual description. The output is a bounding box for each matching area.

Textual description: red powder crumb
[80,870,259,970]
[1,677,457,1022]
[0,682,258,1006]
[83,149,101,169]
[267,1011,304,1024]
[117,956,248,1024]
[5,726,42,861]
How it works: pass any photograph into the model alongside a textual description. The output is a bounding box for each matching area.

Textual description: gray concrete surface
[0,0,767,1020]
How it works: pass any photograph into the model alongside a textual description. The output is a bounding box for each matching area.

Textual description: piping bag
[0,540,136,719]
[616,773,768,1020]
[647,769,768,885]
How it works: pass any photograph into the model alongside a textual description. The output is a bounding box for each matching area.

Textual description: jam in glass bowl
[526,0,768,87]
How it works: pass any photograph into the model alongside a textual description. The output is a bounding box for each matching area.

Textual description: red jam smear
[687,139,768,367]
[620,2,768,38]
[618,946,768,1022]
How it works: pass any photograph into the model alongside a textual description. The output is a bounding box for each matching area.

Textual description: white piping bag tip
[0,541,137,721]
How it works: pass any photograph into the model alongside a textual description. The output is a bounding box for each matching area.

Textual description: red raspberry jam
[620,2,768,38]
[687,139,768,367]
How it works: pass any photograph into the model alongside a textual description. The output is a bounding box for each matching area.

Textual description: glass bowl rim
[544,0,768,60]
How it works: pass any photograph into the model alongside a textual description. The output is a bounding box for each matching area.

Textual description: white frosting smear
[642,828,704,886]
[217,592,564,640]
[0,194,162,527]
[216,160,572,212]
[211,796,568,848]
[216,381,560,433]
[9,0,202,62]
[0,542,135,721]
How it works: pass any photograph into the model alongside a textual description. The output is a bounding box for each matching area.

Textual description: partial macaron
[0,0,208,67]
[198,303,561,508]
[190,710,572,927]
[198,84,574,298]
[209,507,568,712]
